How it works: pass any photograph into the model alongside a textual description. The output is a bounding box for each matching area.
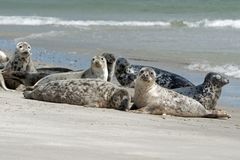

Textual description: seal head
[15,42,31,58]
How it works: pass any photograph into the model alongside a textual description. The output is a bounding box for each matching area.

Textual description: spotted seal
[101,53,116,82]
[4,42,37,73]
[115,57,194,88]
[132,67,230,118]
[174,72,229,110]
[24,79,130,111]
[34,55,108,86]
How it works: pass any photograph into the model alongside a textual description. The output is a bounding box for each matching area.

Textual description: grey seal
[4,42,37,73]
[24,79,130,111]
[115,57,194,88]
[132,67,230,118]
[34,55,108,86]
[174,72,229,110]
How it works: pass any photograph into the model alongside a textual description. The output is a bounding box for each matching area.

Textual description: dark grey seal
[115,57,194,88]
[174,72,229,110]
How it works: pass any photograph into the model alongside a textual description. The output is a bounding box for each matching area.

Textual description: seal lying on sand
[115,57,194,88]
[0,72,9,91]
[24,79,130,111]
[34,55,108,86]
[37,67,73,74]
[174,72,229,110]
[132,67,230,118]
[2,71,49,89]
[102,53,116,82]
[4,42,37,72]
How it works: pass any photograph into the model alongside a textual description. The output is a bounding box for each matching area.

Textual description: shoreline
[0,90,239,160]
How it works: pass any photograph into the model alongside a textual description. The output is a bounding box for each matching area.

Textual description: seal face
[24,79,131,111]
[101,53,116,82]
[132,67,230,118]
[174,72,229,110]
[4,42,37,73]
[82,55,108,81]
[115,57,194,88]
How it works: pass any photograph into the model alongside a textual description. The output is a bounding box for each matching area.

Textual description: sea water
[0,0,239,107]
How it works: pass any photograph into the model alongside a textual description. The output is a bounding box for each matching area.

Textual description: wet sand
[0,90,239,160]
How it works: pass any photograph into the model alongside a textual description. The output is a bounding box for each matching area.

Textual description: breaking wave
[1,16,240,29]
[187,63,240,79]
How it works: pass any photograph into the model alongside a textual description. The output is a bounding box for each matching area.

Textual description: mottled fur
[102,53,116,82]
[132,67,230,118]
[4,42,36,73]
[24,79,130,111]
[174,72,229,110]
[115,57,194,88]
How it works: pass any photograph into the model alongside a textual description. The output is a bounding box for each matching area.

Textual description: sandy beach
[0,90,239,160]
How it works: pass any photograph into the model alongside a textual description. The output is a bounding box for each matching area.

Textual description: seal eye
[92,58,95,61]
[28,46,31,49]
[19,46,22,48]
[101,57,104,61]
[139,70,144,75]
[150,71,154,75]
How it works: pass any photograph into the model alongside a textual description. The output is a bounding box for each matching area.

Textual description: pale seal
[115,57,194,88]
[174,72,229,110]
[24,79,130,111]
[34,55,108,86]
[132,67,230,118]
[0,50,9,90]
[102,53,116,82]
[4,42,37,73]
[0,72,9,91]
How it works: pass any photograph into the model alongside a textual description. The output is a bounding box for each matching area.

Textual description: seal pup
[4,42,37,73]
[24,79,130,111]
[115,57,194,88]
[102,53,116,82]
[132,67,230,118]
[34,55,108,86]
[174,72,229,110]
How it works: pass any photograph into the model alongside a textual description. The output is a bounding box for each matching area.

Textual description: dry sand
[0,90,240,160]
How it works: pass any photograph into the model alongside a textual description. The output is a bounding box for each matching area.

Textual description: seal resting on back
[132,67,230,118]
[174,72,229,110]
[115,57,194,88]
[34,55,108,86]
[24,79,130,111]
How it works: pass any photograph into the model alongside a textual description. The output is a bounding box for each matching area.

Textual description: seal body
[35,55,108,86]
[0,50,9,66]
[4,42,37,73]
[81,55,108,81]
[132,67,230,118]
[115,58,194,88]
[102,53,116,82]
[24,79,130,111]
[2,71,49,89]
[174,72,229,110]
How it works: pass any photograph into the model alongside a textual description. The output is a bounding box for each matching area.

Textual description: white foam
[1,16,240,29]
[14,31,65,42]
[187,63,240,79]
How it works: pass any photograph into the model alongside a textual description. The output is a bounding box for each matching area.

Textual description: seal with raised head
[132,67,230,118]
[101,53,116,82]
[4,42,37,73]
[24,79,130,111]
[115,57,194,88]
[174,72,229,110]
[34,55,108,86]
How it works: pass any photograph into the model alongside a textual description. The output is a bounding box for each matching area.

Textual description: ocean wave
[1,16,240,29]
[14,31,65,42]
[187,63,240,79]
